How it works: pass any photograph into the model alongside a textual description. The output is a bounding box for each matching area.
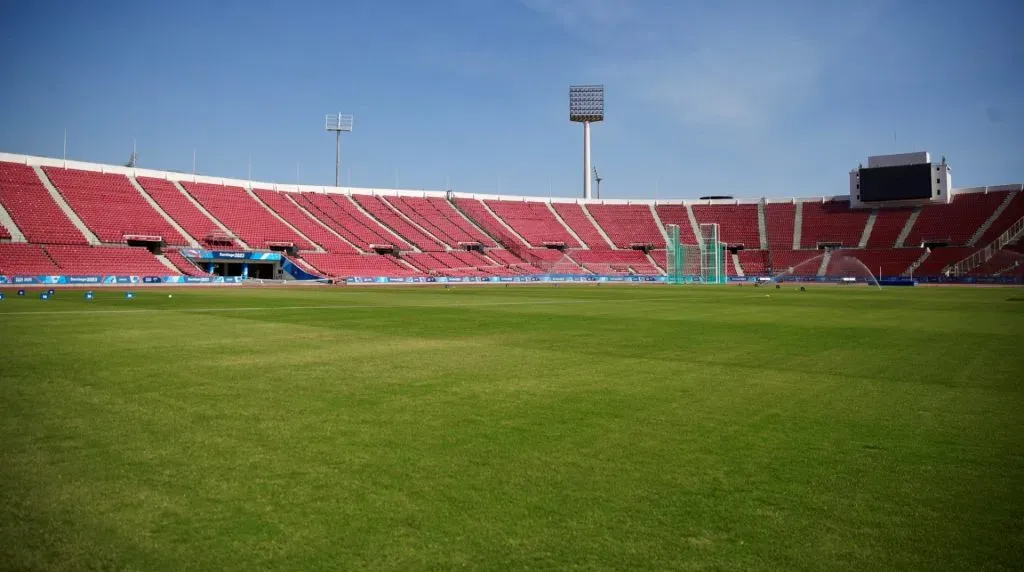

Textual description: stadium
[0,149,1021,286]
[1,1,1022,570]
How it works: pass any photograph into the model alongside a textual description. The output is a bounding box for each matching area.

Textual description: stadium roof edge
[1,151,1019,206]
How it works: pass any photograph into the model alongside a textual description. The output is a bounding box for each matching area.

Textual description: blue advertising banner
[1,272,1018,287]
[0,275,244,286]
[180,249,282,261]
[67,275,103,284]
[280,258,321,280]
[341,274,674,285]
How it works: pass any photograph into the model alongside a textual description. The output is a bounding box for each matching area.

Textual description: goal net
[665,223,726,284]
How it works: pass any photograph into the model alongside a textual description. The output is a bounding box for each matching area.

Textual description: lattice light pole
[325,113,354,187]
[569,85,604,199]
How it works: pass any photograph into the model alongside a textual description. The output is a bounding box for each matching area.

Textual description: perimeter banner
[343,274,668,285]
[0,275,244,285]
[179,249,282,261]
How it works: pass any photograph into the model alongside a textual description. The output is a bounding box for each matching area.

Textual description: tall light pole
[325,113,354,187]
[569,85,604,199]
[592,166,602,199]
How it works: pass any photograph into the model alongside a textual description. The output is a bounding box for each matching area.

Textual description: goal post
[665,223,726,284]
[699,222,726,284]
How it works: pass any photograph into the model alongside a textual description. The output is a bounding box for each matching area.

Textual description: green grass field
[1,285,1021,571]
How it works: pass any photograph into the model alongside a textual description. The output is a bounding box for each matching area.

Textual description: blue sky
[0,0,1021,199]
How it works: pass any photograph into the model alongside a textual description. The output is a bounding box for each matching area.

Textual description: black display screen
[858,163,933,202]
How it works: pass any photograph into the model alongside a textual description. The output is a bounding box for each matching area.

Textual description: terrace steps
[288,193,362,252]
[379,196,451,250]
[685,204,702,246]
[792,202,803,250]
[581,204,618,249]
[0,200,25,242]
[859,209,877,248]
[33,166,100,245]
[345,195,421,253]
[172,180,249,249]
[896,207,921,248]
[756,201,769,250]
[129,176,200,247]
[546,202,588,249]
[969,191,1017,247]
[732,252,744,277]
[247,187,324,252]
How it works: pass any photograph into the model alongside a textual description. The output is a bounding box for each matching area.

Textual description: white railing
[946,215,1024,276]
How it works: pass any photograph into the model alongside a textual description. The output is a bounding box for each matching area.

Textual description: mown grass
[0,285,1021,571]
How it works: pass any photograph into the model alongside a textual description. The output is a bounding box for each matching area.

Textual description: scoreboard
[858,163,933,202]
[850,151,951,207]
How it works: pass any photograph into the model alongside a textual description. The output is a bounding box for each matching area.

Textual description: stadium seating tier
[294,193,411,251]
[136,177,240,250]
[866,208,914,249]
[46,245,172,276]
[384,196,496,248]
[454,199,530,248]
[0,243,62,275]
[352,195,445,251]
[976,191,1023,246]
[765,203,796,251]
[653,205,699,245]
[253,189,356,253]
[691,204,760,248]
[586,204,665,248]
[551,203,613,248]
[801,201,869,249]
[0,162,88,244]
[485,200,579,248]
[0,157,1019,281]
[904,193,1005,247]
[181,182,311,250]
[43,167,188,245]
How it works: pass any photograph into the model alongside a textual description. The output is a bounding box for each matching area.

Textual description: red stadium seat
[486,200,579,248]
[45,245,173,276]
[691,204,760,249]
[352,195,445,251]
[295,193,411,252]
[801,200,870,249]
[586,204,665,249]
[253,189,356,253]
[905,193,1005,247]
[181,182,310,250]
[136,177,242,250]
[383,196,495,248]
[43,168,188,246]
[0,243,63,275]
[552,203,612,248]
[0,162,88,244]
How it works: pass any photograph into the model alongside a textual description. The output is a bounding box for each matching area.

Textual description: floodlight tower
[592,166,602,199]
[325,113,354,187]
[569,85,604,199]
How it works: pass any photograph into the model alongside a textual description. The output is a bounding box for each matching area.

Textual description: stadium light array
[325,113,354,187]
[569,85,604,199]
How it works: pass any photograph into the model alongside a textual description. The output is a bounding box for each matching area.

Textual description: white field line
[0,298,602,317]
[0,293,786,318]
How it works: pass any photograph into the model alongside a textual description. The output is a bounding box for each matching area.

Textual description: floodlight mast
[325,113,354,187]
[569,85,604,199]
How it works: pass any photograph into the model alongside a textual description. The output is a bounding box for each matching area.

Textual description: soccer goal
[665,223,726,284]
